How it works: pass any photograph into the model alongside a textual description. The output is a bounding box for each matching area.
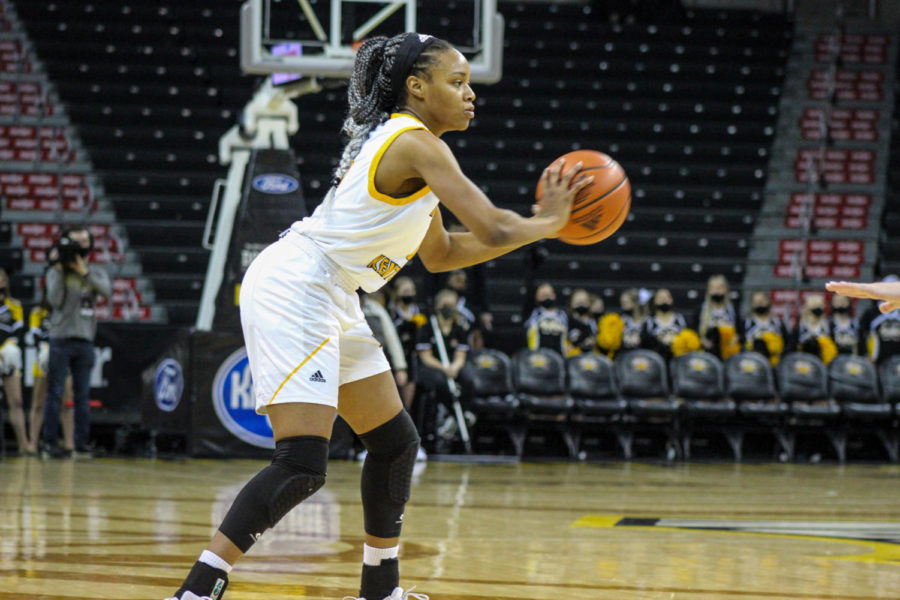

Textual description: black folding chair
[462,349,524,456]
[566,354,628,459]
[778,352,842,461]
[831,355,895,462]
[615,349,679,459]
[725,352,790,460]
[672,352,739,460]
[512,348,576,458]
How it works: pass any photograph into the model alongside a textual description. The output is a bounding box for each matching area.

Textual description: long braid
[332,34,454,183]
[333,36,401,182]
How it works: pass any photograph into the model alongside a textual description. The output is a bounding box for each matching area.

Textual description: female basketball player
[166,32,589,600]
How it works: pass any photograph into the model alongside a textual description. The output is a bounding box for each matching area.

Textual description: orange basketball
[535,150,631,245]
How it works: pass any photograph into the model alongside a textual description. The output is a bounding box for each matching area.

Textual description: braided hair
[333,33,453,182]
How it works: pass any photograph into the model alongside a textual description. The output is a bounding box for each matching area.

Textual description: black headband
[391,32,435,102]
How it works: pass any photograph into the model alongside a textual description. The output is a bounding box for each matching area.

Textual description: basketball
[535,150,631,245]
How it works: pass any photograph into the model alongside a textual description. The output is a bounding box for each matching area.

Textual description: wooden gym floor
[2,457,900,599]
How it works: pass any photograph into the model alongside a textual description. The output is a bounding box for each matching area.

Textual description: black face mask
[710,293,726,304]
[810,307,824,318]
[438,307,455,319]
[399,295,415,305]
[539,298,555,309]
[656,303,672,313]
[592,312,604,321]
[620,307,634,317]
[753,305,770,316]
[573,305,589,316]
[832,306,850,315]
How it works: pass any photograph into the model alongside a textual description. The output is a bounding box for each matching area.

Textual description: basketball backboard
[240,0,504,83]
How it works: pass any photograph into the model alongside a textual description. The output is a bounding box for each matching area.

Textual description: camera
[50,235,82,267]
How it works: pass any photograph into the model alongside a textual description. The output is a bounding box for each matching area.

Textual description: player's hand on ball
[533,159,592,237]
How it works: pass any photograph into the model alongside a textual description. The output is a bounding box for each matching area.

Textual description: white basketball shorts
[239,231,390,413]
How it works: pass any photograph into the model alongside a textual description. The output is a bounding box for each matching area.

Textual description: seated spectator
[849,274,899,334]
[415,289,470,453]
[738,291,789,366]
[867,300,900,366]
[445,269,490,350]
[524,282,568,356]
[589,294,606,324]
[792,293,837,364]
[640,288,698,360]
[697,274,740,360]
[828,294,863,356]
[597,288,644,358]
[0,268,33,455]
[423,214,493,349]
[388,276,426,412]
[566,288,596,356]
[361,290,408,390]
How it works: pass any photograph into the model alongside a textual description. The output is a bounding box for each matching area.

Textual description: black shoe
[40,443,72,459]
[73,444,99,459]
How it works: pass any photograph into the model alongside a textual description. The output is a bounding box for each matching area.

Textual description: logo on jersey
[367,254,402,280]
[211,347,274,448]
[153,358,184,412]
[252,174,299,195]
[309,370,327,383]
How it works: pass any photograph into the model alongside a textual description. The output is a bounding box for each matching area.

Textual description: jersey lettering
[367,254,402,280]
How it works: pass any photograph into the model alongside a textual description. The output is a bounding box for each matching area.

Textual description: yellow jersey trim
[267,337,330,405]
[389,112,428,127]
[368,121,432,206]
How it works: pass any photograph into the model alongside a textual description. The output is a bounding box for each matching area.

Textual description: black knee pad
[219,435,328,553]
[359,410,420,538]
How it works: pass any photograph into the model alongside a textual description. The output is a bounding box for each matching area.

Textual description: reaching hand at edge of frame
[825,280,900,314]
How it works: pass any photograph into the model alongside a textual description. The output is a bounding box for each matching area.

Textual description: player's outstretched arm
[403,131,589,272]
[826,280,900,313]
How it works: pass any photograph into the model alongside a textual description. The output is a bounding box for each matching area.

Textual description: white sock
[199,550,233,573]
[363,544,399,566]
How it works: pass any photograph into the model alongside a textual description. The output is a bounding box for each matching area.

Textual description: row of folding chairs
[461,348,900,462]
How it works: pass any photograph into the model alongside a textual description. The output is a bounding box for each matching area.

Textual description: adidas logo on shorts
[309,370,326,383]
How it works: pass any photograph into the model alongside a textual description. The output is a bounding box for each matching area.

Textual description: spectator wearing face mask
[792,293,838,364]
[566,288,596,357]
[828,294,863,356]
[597,288,644,359]
[415,289,470,452]
[388,276,426,411]
[696,274,740,360]
[422,216,493,350]
[524,282,568,356]
[641,288,698,360]
[737,291,789,366]
[589,294,606,323]
[867,299,900,366]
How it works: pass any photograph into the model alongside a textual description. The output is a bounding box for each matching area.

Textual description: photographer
[40,226,110,458]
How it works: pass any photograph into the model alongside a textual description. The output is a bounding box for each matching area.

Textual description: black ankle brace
[176,560,229,600]
[360,557,399,600]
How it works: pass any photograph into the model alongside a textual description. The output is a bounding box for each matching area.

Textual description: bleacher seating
[458,347,900,462]
[14,1,791,329]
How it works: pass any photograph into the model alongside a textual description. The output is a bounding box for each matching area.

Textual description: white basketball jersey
[290,114,440,292]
